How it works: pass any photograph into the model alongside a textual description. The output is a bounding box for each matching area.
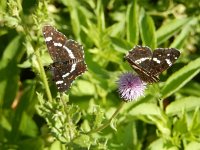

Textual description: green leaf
[62,0,81,39]
[18,138,43,150]
[189,108,200,135]
[161,58,200,98]
[170,24,191,49]
[10,80,36,141]
[126,0,139,44]
[139,8,157,49]
[73,134,91,148]
[166,97,200,115]
[186,142,200,150]
[96,0,105,31]
[156,18,191,45]
[110,37,132,53]
[19,112,38,137]
[129,103,161,116]
[0,35,24,107]
[170,18,197,49]
[173,113,188,134]
[147,138,164,150]
[71,80,96,96]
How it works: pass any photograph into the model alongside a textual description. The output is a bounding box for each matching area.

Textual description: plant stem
[35,50,53,102]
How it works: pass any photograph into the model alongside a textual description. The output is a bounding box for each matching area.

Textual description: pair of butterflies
[42,25,180,92]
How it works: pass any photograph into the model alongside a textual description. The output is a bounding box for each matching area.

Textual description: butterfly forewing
[65,39,85,60]
[125,46,152,71]
[43,25,70,62]
[42,25,87,92]
[150,48,180,76]
[124,46,159,82]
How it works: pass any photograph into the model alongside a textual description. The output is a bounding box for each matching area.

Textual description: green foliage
[0,0,200,149]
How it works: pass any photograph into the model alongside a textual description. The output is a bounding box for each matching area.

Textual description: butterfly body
[42,25,87,92]
[124,45,180,83]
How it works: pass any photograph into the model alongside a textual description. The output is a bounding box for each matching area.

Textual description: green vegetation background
[0,0,200,149]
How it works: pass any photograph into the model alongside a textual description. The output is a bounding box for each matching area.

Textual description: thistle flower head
[117,72,146,102]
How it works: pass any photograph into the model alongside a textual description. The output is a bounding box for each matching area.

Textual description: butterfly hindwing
[51,61,86,92]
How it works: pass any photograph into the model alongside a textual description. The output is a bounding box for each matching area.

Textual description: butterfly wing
[124,45,159,82]
[64,39,85,62]
[42,25,71,62]
[43,25,87,92]
[150,48,180,76]
[51,61,87,92]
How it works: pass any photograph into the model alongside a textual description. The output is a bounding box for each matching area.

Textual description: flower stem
[71,101,126,143]
[87,101,125,134]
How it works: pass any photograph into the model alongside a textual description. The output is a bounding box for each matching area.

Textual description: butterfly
[42,25,87,92]
[124,45,180,83]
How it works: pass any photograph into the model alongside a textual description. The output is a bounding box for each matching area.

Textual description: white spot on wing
[62,63,76,78]
[54,42,62,47]
[135,57,150,64]
[153,58,161,64]
[71,63,76,72]
[63,45,75,59]
[62,72,69,78]
[165,59,172,65]
[56,80,64,85]
[45,37,52,42]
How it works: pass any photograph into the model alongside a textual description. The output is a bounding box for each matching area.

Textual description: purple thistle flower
[117,72,146,102]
